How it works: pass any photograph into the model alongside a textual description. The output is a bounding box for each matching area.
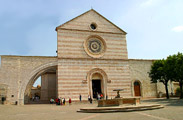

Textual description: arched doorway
[134,81,141,96]
[87,68,108,99]
[92,73,103,98]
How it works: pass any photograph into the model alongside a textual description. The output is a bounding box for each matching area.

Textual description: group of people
[50,98,72,105]
[49,93,107,105]
[97,93,104,100]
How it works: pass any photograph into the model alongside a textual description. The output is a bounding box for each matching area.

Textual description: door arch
[87,68,108,99]
[133,81,141,96]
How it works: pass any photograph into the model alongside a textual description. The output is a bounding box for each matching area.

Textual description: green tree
[149,59,170,99]
[165,53,183,99]
[174,53,183,99]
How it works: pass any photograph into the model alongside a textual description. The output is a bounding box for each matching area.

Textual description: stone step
[78,104,164,113]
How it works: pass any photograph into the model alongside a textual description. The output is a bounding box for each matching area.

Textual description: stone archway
[18,62,58,105]
[87,68,108,99]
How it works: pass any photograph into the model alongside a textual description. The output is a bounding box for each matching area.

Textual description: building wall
[0,56,57,104]
[41,73,56,101]
[58,59,131,100]
[58,10,123,35]
[129,59,157,98]
[57,30,127,59]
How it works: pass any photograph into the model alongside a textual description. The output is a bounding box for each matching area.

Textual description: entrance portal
[92,80,102,98]
[134,81,141,96]
[87,68,108,99]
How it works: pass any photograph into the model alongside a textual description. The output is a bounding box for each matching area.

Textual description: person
[58,98,60,105]
[90,97,92,104]
[60,98,63,105]
[55,98,59,105]
[79,94,82,101]
[88,95,91,101]
[106,95,108,100]
[69,98,71,105]
[50,98,53,104]
[63,98,65,105]
[100,93,103,99]
[97,93,100,100]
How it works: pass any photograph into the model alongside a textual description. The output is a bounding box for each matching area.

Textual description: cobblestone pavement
[0,98,183,120]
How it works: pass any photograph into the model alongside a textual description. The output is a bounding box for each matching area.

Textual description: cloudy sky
[0,0,183,60]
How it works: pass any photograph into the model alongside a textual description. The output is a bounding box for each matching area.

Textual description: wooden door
[134,81,141,96]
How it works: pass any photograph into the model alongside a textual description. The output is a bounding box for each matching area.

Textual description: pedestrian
[79,94,82,101]
[97,94,100,100]
[50,98,53,104]
[100,93,103,99]
[60,97,63,105]
[88,95,91,101]
[69,98,71,105]
[55,98,58,105]
[106,95,108,100]
[63,98,65,105]
[58,98,60,105]
[90,98,92,104]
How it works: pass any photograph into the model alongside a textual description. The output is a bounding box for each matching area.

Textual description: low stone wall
[98,97,140,107]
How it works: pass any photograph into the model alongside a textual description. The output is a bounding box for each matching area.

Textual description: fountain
[78,89,164,112]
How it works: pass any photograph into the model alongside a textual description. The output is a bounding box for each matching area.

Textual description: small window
[90,23,97,30]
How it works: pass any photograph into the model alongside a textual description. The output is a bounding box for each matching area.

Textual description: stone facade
[0,9,175,105]
[0,56,57,104]
[56,9,130,100]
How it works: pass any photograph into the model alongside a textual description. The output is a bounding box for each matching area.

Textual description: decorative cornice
[58,57,129,61]
[57,28,126,35]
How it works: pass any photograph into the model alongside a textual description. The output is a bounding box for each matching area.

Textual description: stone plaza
[0,98,183,120]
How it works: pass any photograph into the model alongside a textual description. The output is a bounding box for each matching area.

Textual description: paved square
[0,98,183,120]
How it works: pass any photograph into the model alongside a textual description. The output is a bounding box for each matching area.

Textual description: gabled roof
[56,9,127,34]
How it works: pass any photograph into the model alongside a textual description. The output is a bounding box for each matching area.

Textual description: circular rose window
[84,36,106,58]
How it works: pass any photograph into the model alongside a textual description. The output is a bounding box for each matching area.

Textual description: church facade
[0,9,173,105]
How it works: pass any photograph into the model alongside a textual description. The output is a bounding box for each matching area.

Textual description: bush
[175,87,183,96]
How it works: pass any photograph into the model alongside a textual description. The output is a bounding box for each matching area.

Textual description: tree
[174,53,183,99]
[165,53,183,99]
[149,59,170,99]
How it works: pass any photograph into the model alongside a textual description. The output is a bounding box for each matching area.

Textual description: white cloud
[172,26,183,32]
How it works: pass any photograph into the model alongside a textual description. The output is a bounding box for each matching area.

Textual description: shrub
[175,87,183,96]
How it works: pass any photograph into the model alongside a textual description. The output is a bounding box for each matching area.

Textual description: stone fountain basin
[98,97,140,107]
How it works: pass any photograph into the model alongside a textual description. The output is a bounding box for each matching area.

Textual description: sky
[1,0,183,86]
[0,0,183,60]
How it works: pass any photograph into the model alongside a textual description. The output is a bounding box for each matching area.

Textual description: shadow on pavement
[142,98,183,106]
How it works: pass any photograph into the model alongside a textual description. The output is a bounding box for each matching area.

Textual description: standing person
[90,97,92,104]
[100,93,103,99]
[79,94,82,102]
[88,95,91,101]
[106,95,108,100]
[63,98,65,105]
[69,98,71,105]
[55,98,58,105]
[58,98,60,105]
[97,93,100,100]
[60,97,63,105]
